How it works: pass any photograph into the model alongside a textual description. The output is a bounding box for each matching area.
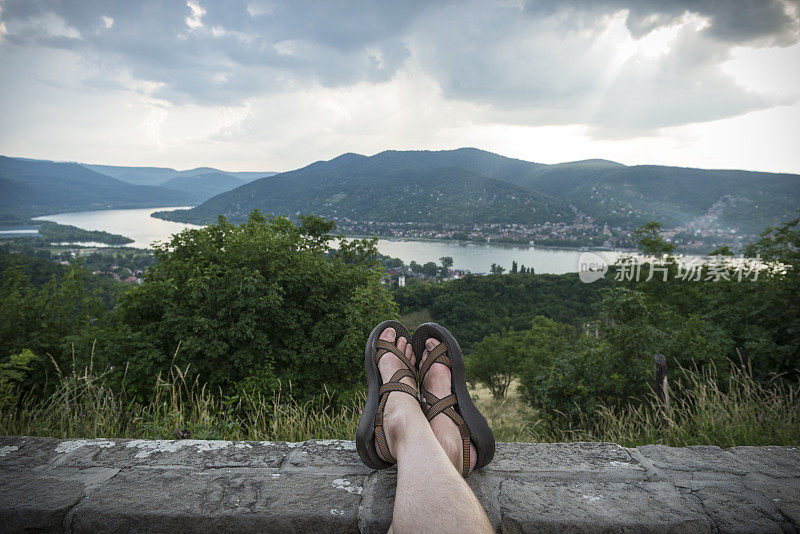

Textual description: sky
[0,0,799,174]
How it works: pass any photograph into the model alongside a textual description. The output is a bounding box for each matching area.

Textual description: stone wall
[1,436,798,533]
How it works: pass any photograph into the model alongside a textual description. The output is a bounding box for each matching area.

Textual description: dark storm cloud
[523,0,800,43]
[0,0,428,104]
[1,0,797,131]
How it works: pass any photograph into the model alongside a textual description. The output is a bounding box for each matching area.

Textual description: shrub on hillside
[100,212,396,400]
[467,316,575,399]
[520,288,732,426]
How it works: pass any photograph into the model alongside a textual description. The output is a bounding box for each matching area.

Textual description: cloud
[0,0,425,105]
[0,0,798,167]
[410,1,798,132]
[185,1,205,30]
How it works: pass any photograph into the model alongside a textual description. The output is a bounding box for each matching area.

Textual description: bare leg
[376,329,492,534]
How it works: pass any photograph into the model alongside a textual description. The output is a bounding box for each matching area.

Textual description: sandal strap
[418,343,451,384]
[378,371,418,398]
[374,369,418,466]
[421,391,458,421]
[375,338,415,373]
[421,388,472,477]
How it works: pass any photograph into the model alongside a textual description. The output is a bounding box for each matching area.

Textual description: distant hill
[157,150,573,226]
[83,163,275,185]
[160,172,246,202]
[81,164,178,187]
[0,156,193,219]
[81,163,276,201]
[157,148,800,236]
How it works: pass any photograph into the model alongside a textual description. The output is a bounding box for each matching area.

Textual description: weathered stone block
[282,439,371,475]
[499,478,710,533]
[639,445,748,476]
[69,468,365,533]
[53,438,290,469]
[742,475,800,527]
[729,446,800,479]
[357,469,395,534]
[1,437,797,533]
[0,465,119,533]
[0,435,63,469]
[0,467,86,532]
[690,483,787,534]
[488,441,647,481]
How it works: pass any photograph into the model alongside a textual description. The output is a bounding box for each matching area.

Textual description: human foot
[419,337,478,475]
[373,327,418,463]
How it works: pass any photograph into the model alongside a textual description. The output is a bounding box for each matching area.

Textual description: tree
[0,349,38,410]
[467,330,522,399]
[421,262,439,277]
[440,256,454,274]
[743,216,800,375]
[511,261,518,274]
[709,246,734,256]
[116,211,397,400]
[490,263,505,274]
[468,316,576,399]
[630,221,675,256]
[0,255,112,386]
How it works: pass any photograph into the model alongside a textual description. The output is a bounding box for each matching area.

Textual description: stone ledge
[0,436,798,533]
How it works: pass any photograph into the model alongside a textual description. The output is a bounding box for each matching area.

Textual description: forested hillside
[0,156,192,219]
[157,148,800,238]
[161,153,572,226]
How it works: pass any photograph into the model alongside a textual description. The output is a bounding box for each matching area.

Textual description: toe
[421,338,439,366]
[404,341,414,367]
[397,335,415,368]
[380,327,396,343]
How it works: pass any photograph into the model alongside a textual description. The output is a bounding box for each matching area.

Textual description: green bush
[520,288,732,426]
[109,211,396,400]
[0,257,116,387]
[467,316,575,399]
[0,349,38,410]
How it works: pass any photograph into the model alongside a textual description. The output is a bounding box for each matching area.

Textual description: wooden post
[654,353,670,409]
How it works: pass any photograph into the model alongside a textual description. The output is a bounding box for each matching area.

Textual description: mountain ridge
[0,156,193,219]
[156,148,800,238]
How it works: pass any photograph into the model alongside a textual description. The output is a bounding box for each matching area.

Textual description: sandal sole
[356,319,412,470]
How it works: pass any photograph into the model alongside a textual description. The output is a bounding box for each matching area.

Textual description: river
[34,207,623,274]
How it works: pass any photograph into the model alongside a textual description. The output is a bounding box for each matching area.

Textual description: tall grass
[553,361,800,447]
[1,358,362,442]
[2,357,797,447]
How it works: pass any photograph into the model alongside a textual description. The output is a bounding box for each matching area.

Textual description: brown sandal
[413,323,495,477]
[356,320,418,469]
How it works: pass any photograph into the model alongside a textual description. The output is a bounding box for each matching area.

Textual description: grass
[561,361,800,447]
[1,361,362,442]
[470,361,799,447]
[2,358,797,447]
[468,379,538,442]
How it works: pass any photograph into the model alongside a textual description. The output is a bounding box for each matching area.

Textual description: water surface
[35,207,620,274]
[34,207,203,250]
